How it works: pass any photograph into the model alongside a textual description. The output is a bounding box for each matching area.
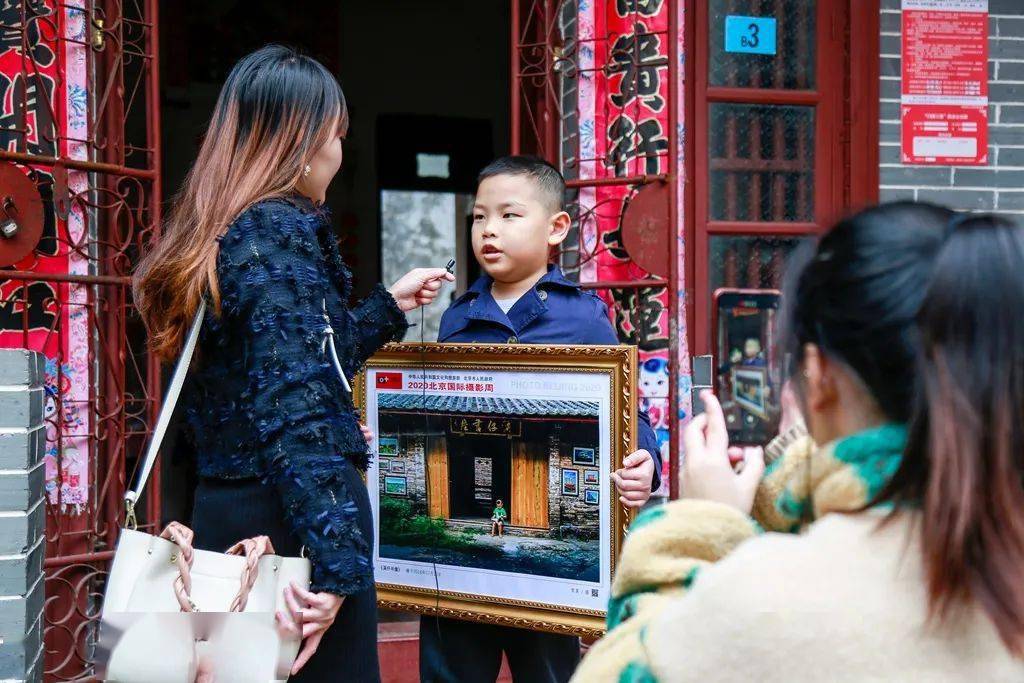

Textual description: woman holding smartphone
[134,45,452,681]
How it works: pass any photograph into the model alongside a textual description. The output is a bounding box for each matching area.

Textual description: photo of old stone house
[375,394,603,581]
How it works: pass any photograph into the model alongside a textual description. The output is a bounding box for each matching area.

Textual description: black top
[182,196,408,594]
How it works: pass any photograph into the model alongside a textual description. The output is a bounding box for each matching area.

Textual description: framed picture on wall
[379,437,399,457]
[379,459,391,473]
[561,469,579,496]
[572,447,597,465]
[384,476,407,496]
[358,343,638,638]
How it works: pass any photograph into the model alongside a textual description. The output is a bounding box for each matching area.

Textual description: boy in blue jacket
[419,156,662,683]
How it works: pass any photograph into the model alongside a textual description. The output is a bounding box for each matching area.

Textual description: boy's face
[472,174,569,285]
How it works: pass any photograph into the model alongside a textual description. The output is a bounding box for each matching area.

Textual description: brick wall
[547,434,600,539]
[0,350,46,683]
[880,0,1024,214]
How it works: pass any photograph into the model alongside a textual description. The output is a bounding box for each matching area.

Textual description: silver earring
[303,164,311,178]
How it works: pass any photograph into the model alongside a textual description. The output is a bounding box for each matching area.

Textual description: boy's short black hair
[477,155,565,212]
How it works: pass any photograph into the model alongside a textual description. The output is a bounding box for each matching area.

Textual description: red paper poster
[901,0,989,165]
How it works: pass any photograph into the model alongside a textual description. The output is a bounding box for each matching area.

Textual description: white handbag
[98,300,312,682]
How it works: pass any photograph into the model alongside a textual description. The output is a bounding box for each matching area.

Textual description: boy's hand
[611,449,655,508]
[388,268,456,312]
[360,424,374,446]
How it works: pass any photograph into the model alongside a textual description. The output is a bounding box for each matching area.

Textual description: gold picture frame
[356,342,638,639]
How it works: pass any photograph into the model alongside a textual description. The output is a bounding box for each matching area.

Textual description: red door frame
[685,0,880,358]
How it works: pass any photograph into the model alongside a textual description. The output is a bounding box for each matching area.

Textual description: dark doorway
[449,436,512,521]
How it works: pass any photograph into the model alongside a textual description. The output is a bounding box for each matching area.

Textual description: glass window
[709,0,816,89]
[709,235,808,293]
[708,103,815,222]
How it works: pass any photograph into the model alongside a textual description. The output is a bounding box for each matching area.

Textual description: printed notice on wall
[901,0,989,165]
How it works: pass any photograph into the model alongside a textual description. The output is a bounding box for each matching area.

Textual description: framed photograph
[572,447,597,466]
[358,343,638,638]
[378,436,399,457]
[384,476,407,496]
[732,366,769,420]
[379,459,391,473]
[561,468,579,496]
[390,460,406,475]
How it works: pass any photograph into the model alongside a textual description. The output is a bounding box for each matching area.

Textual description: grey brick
[880,34,900,56]
[998,61,1024,82]
[880,0,899,10]
[1001,104,1024,124]
[0,388,42,430]
[880,100,900,121]
[880,165,952,186]
[880,121,901,140]
[0,427,46,470]
[0,539,43,596]
[880,56,900,78]
[880,12,901,33]
[879,187,916,203]
[998,17,1024,38]
[0,464,45,513]
[0,573,43,640]
[0,500,43,556]
[993,40,1024,62]
[880,78,901,100]
[0,350,42,389]
[991,83,1024,102]
[990,60,998,82]
[879,144,902,164]
[991,0,1024,16]
[918,188,996,211]
[987,124,1024,145]
[0,611,42,681]
[999,147,1024,166]
[997,191,1024,211]
[954,167,1024,188]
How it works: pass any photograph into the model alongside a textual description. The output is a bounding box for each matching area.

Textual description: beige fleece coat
[572,427,1024,682]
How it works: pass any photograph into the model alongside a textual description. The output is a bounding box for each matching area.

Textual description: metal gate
[0,1,160,679]
[512,0,682,494]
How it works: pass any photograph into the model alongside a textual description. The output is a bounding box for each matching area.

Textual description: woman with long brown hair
[134,45,452,681]
[572,202,1024,681]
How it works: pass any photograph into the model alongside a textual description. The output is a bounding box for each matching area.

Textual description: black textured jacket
[182,196,408,594]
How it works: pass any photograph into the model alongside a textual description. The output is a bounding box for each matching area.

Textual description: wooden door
[511,441,549,528]
[427,437,449,519]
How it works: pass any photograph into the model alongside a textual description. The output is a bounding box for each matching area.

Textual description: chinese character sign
[901,0,989,165]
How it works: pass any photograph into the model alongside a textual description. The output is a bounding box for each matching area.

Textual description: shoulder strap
[124,299,206,507]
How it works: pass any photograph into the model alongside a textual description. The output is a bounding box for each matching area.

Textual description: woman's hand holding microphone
[388,268,455,312]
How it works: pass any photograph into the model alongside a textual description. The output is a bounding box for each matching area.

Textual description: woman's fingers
[698,390,729,455]
[682,413,709,462]
[291,631,324,676]
[283,585,304,625]
[738,446,766,490]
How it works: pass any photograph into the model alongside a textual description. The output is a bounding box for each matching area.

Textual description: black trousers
[419,616,580,683]
[191,471,380,683]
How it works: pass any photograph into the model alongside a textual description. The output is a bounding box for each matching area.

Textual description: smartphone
[711,288,782,446]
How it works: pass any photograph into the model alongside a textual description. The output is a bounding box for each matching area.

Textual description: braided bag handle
[159,522,277,613]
